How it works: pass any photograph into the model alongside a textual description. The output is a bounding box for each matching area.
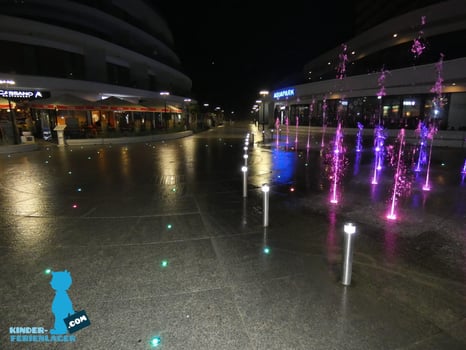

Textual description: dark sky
[154,1,353,117]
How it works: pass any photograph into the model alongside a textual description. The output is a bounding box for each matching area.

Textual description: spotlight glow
[150,336,161,347]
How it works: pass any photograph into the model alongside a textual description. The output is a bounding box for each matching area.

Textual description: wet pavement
[0,122,465,349]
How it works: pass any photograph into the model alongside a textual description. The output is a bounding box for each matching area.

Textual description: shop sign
[0,89,50,100]
[273,88,295,99]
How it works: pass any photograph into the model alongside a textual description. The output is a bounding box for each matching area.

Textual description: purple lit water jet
[462,159,466,174]
[330,123,344,204]
[430,53,445,112]
[321,98,327,148]
[336,44,348,80]
[414,121,428,172]
[285,115,289,146]
[411,16,427,58]
[275,117,280,146]
[422,125,437,191]
[355,122,363,152]
[307,100,314,149]
[295,116,299,144]
[371,125,386,185]
[387,129,406,220]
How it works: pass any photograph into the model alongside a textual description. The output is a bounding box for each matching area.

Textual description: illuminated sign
[0,90,49,100]
[273,88,295,99]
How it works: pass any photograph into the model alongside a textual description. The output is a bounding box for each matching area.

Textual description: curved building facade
[270,0,466,133]
[0,0,193,143]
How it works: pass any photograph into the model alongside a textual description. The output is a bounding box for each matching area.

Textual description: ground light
[150,336,161,347]
[44,268,52,275]
[161,260,168,268]
[263,247,270,254]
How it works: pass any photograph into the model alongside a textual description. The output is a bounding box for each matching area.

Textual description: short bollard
[243,153,248,166]
[241,166,248,197]
[251,133,254,144]
[342,223,357,286]
[261,183,270,227]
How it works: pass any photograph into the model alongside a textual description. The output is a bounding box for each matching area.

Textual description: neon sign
[0,90,49,100]
[273,88,295,99]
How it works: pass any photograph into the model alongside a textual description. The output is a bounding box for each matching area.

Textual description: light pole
[160,91,170,128]
[1,79,19,144]
[184,98,191,129]
[342,223,357,286]
[259,90,269,132]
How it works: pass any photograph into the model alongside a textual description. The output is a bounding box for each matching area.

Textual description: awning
[93,96,148,112]
[0,97,13,110]
[139,99,182,113]
[29,93,94,110]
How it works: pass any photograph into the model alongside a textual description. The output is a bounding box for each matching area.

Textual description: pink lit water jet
[414,121,428,172]
[321,98,327,148]
[275,117,280,146]
[371,125,386,185]
[355,122,363,152]
[295,116,299,144]
[411,16,427,58]
[330,123,344,204]
[422,126,437,191]
[387,129,406,220]
[336,44,348,80]
[285,116,289,146]
[306,100,314,149]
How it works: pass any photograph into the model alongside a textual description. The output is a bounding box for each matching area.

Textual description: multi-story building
[270,0,466,133]
[0,0,193,143]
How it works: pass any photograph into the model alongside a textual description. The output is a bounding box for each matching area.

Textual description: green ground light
[150,336,161,347]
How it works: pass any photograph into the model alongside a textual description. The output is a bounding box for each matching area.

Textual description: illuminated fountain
[355,122,363,152]
[462,160,466,174]
[414,121,428,172]
[307,99,315,150]
[387,129,406,220]
[320,98,327,148]
[285,115,289,146]
[371,125,386,185]
[330,123,344,204]
[295,115,299,146]
[411,16,427,59]
[275,117,280,146]
[422,125,437,191]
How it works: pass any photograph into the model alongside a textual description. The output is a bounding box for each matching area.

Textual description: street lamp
[184,98,191,129]
[259,90,269,132]
[160,91,170,128]
[0,79,19,144]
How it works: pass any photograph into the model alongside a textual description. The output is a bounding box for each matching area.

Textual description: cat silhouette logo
[50,270,90,334]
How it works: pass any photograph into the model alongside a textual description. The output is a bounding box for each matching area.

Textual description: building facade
[270,0,466,133]
[0,0,194,143]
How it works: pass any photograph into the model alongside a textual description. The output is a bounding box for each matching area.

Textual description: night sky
[154,1,353,117]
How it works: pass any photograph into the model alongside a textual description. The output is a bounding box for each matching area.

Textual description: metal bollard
[342,223,357,286]
[243,153,248,166]
[251,133,254,144]
[241,166,248,197]
[261,183,270,227]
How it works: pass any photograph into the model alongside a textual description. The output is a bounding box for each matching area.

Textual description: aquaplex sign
[0,89,50,100]
[273,88,295,99]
